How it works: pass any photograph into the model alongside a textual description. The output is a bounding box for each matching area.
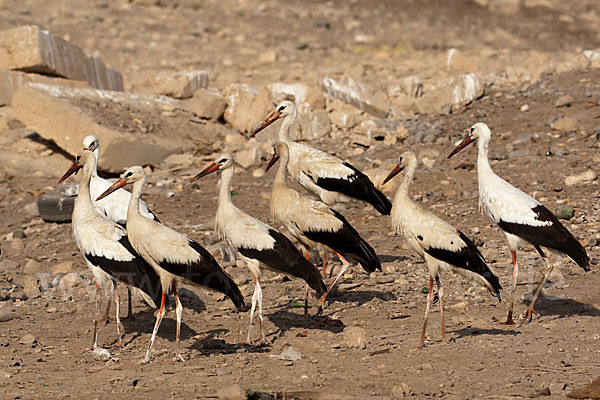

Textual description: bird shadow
[266,307,346,334]
[450,326,521,339]
[378,254,410,264]
[189,329,270,356]
[519,295,600,318]
[329,289,397,306]
[120,306,198,344]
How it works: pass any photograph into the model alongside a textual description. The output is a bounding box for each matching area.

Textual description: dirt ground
[1,1,600,399]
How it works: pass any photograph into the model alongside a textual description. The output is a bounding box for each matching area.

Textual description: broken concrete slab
[415,73,484,114]
[153,70,209,99]
[182,88,227,120]
[0,69,90,106]
[9,83,200,172]
[319,76,391,119]
[0,25,123,91]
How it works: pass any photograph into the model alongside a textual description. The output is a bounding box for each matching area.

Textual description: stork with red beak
[193,154,327,344]
[383,151,501,346]
[59,150,163,350]
[251,101,391,220]
[266,142,382,315]
[448,122,590,324]
[97,166,244,363]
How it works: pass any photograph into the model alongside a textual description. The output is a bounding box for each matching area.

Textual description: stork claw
[173,353,185,362]
[520,308,539,325]
[497,311,515,325]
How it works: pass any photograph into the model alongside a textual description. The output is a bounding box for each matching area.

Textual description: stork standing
[251,101,391,216]
[97,166,245,363]
[80,135,159,320]
[448,122,590,324]
[59,151,163,350]
[192,154,327,344]
[266,142,381,315]
[383,151,501,346]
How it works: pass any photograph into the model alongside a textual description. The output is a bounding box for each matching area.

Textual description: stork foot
[498,311,515,325]
[173,353,185,362]
[256,337,269,347]
[521,307,539,325]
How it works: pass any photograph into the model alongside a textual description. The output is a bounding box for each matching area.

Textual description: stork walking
[97,166,245,363]
[266,142,381,315]
[251,101,391,217]
[383,151,501,346]
[59,150,163,350]
[192,154,327,344]
[448,122,590,324]
[80,134,159,320]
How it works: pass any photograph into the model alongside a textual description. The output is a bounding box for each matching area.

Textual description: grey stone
[19,333,36,345]
[278,346,302,361]
[343,326,367,349]
[217,384,247,400]
[182,88,227,120]
[153,70,208,99]
[319,76,390,118]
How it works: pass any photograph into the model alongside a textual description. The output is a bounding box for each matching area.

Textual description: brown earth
[1,0,600,399]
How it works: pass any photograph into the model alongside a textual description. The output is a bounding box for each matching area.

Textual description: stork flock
[58,101,591,362]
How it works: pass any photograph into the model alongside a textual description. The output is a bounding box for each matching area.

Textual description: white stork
[59,150,163,350]
[266,142,382,315]
[251,101,392,216]
[97,166,245,363]
[80,135,159,320]
[448,122,590,324]
[192,153,327,344]
[383,151,501,346]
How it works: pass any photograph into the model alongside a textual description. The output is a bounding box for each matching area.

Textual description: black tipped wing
[498,205,589,271]
[310,162,392,215]
[237,229,327,297]
[158,239,245,309]
[85,236,164,307]
[424,231,502,298]
[304,209,381,273]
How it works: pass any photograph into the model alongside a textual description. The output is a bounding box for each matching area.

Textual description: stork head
[265,142,289,172]
[250,100,297,137]
[191,153,235,181]
[82,134,100,154]
[58,150,95,183]
[447,122,491,159]
[96,166,145,201]
[383,151,416,185]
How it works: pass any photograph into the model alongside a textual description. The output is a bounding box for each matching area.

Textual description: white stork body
[252,101,392,215]
[97,166,244,363]
[384,152,501,346]
[193,154,326,343]
[82,135,156,226]
[448,122,590,324]
[267,142,381,314]
[59,151,163,350]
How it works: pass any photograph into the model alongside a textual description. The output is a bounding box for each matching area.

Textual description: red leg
[303,283,310,319]
[316,250,349,316]
[521,257,552,325]
[114,289,124,348]
[172,283,184,361]
[419,276,434,347]
[321,252,328,278]
[143,291,167,364]
[435,276,448,344]
[501,250,518,325]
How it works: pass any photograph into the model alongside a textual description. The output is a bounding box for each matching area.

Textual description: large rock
[0,25,123,91]
[223,83,271,133]
[182,88,227,120]
[153,70,208,99]
[0,69,90,106]
[416,73,484,114]
[319,76,391,118]
[9,83,193,172]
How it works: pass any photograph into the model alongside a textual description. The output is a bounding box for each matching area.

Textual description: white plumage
[96,166,244,363]
[384,151,501,346]
[251,101,392,215]
[59,150,160,350]
[82,135,155,225]
[193,153,326,343]
[448,122,589,325]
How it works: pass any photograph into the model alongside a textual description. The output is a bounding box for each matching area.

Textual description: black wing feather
[237,229,327,297]
[84,236,164,307]
[311,162,392,215]
[304,209,381,273]
[423,231,501,299]
[158,239,245,309]
[498,205,589,271]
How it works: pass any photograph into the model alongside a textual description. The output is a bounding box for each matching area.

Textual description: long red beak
[191,162,219,182]
[382,165,403,185]
[58,161,81,183]
[448,135,474,159]
[250,111,282,137]
[96,178,127,201]
[265,153,280,172]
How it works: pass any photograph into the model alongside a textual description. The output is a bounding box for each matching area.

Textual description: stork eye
[278,105,286,112]
[76,156,81,162]
[124,172,132,178]
[219,158,226,164]
[470,127,475,134]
